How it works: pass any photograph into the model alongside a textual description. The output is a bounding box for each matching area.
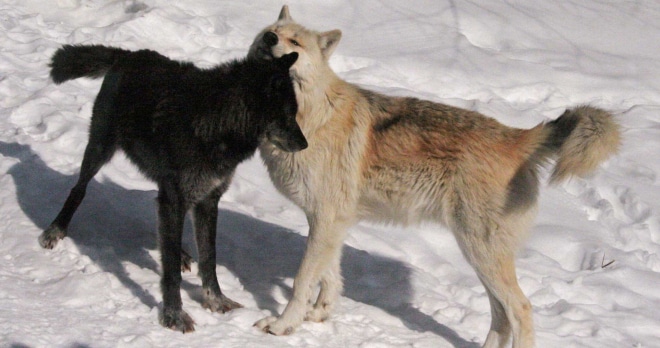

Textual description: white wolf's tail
[541,106,621,183]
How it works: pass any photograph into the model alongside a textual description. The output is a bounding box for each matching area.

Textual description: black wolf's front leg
[192,184,243,313]
[157,183,194,333]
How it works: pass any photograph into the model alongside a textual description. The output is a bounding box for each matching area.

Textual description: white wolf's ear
[319,29,342,59]
[278,5,292,22]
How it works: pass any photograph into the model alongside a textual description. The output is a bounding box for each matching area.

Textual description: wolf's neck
[294,66,354,133]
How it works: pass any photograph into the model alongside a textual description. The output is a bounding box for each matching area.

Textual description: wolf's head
[256,52,308,152]
[248,5,341,82]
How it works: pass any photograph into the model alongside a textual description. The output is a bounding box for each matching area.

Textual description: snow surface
[1,1,659,347]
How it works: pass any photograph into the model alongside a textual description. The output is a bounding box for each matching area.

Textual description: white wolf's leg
[481,282,512,348]
[305,246,343,322]
[255,217,349,335]
[454,226,534,348]
[481,255,533,348]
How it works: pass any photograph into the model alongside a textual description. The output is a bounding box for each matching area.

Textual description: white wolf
[248,6,621,348]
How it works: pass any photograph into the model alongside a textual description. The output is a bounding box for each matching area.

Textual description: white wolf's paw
[254,316,295,335]
[305,307,330,322]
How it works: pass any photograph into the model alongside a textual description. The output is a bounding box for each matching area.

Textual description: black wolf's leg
[40,101,117,249]
[40,73,119,249]
[192,182,243,313]
[157,181,194,333]
[180,248,193,272]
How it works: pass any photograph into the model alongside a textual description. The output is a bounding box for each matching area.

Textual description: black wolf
[39,44,306,333]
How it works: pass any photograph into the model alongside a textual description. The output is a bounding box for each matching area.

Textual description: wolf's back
[541,106,621,183]
[49,45,132,84]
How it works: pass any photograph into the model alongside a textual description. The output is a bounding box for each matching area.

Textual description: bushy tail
[542,106,621,183]
[49,45,132,84]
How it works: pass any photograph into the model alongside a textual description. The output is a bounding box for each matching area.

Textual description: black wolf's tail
[541,106,621,183]
[49,45,132,84]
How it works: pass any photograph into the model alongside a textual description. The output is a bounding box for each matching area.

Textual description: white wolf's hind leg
[463,243,534,348]
[482,285,512,348]
[451,208,535,348]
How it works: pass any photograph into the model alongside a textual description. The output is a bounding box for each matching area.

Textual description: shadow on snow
[0,141,477,348]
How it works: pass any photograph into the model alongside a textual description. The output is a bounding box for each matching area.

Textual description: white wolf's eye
[289,39,301,47]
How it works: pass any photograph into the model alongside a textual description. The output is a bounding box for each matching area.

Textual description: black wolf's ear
[278,5,292,22]
[319,29,342,60]
[277,52,299,69]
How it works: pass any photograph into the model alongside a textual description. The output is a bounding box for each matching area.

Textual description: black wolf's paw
[38,225,67,249]
[159,307,195,333]
[202,291,243,313]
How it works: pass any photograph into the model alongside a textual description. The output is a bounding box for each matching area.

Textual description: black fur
[504,159,540,214]
[49,44,132,84]
[504,109,582,213]
[373,113,403,133]
[39,44,306,333]
[544,109,580,152]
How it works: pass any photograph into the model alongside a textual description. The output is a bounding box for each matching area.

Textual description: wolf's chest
[259,143,321,209]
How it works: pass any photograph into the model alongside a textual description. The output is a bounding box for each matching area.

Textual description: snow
[1,1,659,347]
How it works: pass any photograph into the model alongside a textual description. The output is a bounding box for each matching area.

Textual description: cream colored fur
[248,6,621,348]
